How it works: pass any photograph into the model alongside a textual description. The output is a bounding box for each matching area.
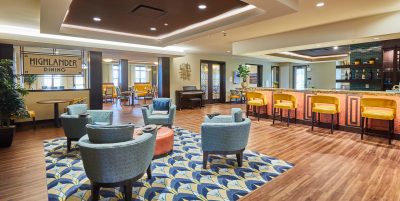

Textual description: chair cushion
[248,100,265,106]
[28,110,35,118]
[230,95,240,99]
[67,104,88,115]
[86,124,134,143]
[312,104,338,114]
[274,102,294,109]
[152,111,168,115]
[362,109,395,120]
[153,98,171,111]
[231,108,243,122]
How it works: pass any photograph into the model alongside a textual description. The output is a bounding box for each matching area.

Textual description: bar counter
[253,88,400,137]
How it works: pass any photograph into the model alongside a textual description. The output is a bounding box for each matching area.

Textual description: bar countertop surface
[254,87,400,96]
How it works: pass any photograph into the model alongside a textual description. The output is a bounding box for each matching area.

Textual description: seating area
[3,1,400,201]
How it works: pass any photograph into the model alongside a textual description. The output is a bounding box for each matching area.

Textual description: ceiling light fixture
[226,50,231,53]
[316,2,325,7]
[198,4,207,10]
[153,62,158,65]
[164,23,168,26]
[373,37,380,40]
[103,58,113,62]
[333,46,339,50]
[150,27,157,31]
[93,17,101,22]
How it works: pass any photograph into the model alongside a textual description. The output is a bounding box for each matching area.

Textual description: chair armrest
[168,105,176,124]
[141,105,154,125]
[60,113,92,139]
[204,115,233,123]
[201,118,251,152]
[87,110,113,125]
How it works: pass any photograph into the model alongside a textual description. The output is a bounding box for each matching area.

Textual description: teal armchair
[78,124,155,201]
[141,98,176,128]
[201,108,251,169]
[60,104,113,151]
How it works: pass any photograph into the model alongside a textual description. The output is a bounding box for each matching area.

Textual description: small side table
[37,99,72,127]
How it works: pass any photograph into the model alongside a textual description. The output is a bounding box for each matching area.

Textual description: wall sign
[23,53,82,75]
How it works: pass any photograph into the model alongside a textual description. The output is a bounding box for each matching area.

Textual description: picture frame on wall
[233,71,240,84]
[249,73,258,84]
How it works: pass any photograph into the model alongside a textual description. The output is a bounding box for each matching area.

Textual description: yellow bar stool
[311,95,340,134]
[360,98,396,144]
[246,92,268,121]
[273,93,297,126]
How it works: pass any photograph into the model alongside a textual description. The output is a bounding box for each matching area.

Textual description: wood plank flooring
[1,103,400,201]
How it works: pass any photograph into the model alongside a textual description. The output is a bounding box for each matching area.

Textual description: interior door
[200,60,225,104]
[293,65,307,90]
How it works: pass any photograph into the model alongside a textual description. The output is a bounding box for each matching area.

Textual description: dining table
[37,99,72,127]
[121,90,137,106]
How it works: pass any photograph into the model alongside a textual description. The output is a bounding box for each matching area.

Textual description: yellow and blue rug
[44,128,294,201]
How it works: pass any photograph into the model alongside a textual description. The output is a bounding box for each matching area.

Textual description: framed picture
[233,71,240,84]
[249,73,258,84]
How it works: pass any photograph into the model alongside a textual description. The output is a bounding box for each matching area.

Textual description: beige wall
[171,54,276,103]
[19,90,90,122]
[278,61,336,89]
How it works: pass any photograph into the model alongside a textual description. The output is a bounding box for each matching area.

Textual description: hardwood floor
[1,103,400,201]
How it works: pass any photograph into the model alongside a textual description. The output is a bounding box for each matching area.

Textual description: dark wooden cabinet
[382,48,400,90]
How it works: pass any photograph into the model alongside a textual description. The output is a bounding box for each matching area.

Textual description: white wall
[171,54,276,103]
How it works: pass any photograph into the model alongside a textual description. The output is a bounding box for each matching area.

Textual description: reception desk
[253,88,400,137]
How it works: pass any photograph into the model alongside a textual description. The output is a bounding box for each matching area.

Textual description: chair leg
[388,120,393,145]
[257,106,260,121]
[203,152,208,169]
[366,118,369,132]
[318,113,321,125]
[147,164,152,179]
[280,109,283,122]
[331,114,334,134]
[91,183,100,201]
[33,117,36,129]
[294,109,297,124]
[265,105,268,119]
[272,108,276,124]
[287,109,291,127]
[336,113,339,130]
[246,104,249,118]
[124,182,132,201]
[236,152,243,167]
[361,117,364,140]
[311,112,315,131]
[67,139,71,152]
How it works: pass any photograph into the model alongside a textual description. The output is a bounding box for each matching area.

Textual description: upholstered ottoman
[135,126,174,159]
[154,127,174,159]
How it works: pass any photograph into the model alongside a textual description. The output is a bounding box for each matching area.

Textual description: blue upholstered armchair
[60,104,113,151]
[141,98,176,128]
[78,124,155,201]
[201,108,251,169]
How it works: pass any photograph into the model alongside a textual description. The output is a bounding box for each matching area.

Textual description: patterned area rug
[44,128,294,201]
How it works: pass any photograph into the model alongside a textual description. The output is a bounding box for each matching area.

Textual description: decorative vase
[241,80,249,89]
[0,126,15,147]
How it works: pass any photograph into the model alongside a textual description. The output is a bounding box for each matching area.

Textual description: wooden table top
[36,99,73,104]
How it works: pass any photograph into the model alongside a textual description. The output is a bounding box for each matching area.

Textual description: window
[112,65,119,86]
[42,75,62,89]
[74,75,85,89]
[135,66,148,83]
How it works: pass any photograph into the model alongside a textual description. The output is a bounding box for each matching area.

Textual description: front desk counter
[252,88,400,136]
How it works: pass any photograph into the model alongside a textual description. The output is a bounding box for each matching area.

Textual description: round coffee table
[135,126,174,159]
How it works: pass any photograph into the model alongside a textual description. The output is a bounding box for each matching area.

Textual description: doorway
[200,60,226,104]
[293,65,307,90]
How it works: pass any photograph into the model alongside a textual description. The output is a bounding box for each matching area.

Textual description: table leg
[131,93,134,106]
[54,103,60,127]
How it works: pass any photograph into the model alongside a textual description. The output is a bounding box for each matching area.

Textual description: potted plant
[238,64,250,89]
[273,81,279,88]
[23,74,37,90]
[0,59,28,147]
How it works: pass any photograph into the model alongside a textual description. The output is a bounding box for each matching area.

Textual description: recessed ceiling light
[373,37,380,40]
[316,2,325,7]
[226,50,231,53]
[164,23,168,26]
[198,4,207,10]
[150,27,157,31]
[103,58,113,62]
[153,62,158,65]
[333,46,339,50]
[316,44,321,47]
[93,17,101,22]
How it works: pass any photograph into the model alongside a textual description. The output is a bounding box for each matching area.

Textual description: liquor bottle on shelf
[369,69,373,80]
[376,69,380,79]
[361,69,366,79]
[345,70,348,80]
[349,70,353,80]
[355,70,359,79]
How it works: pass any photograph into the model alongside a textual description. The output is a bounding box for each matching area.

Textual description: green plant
[0,59,28,126]
[23,74,37,89]
[238,64,250,82]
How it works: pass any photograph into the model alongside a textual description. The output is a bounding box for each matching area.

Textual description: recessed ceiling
[293,46,349,57]
[63,0,248,37]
